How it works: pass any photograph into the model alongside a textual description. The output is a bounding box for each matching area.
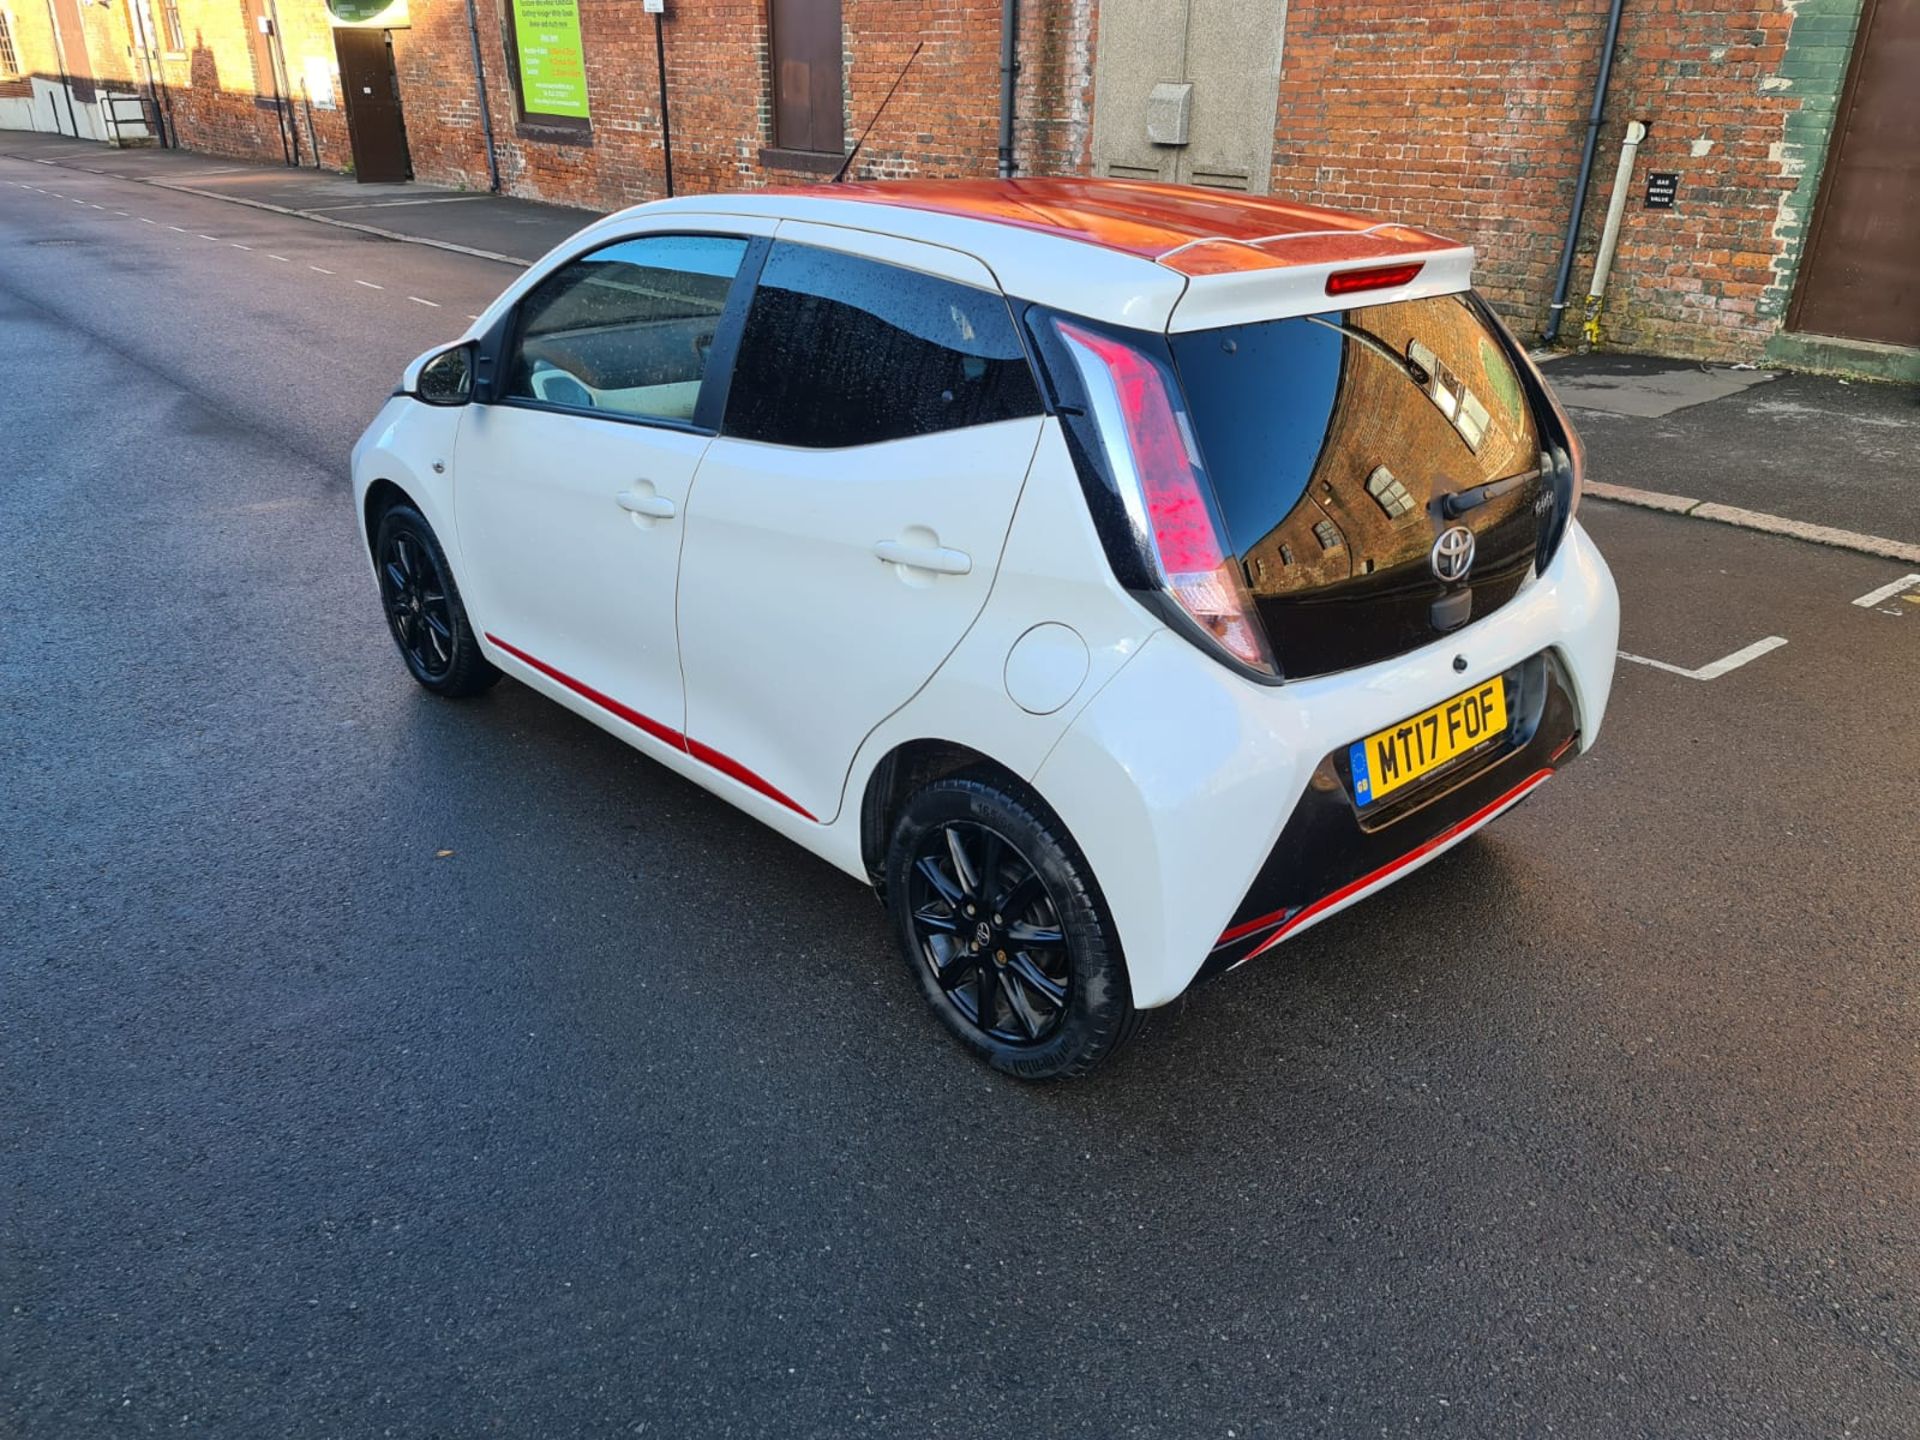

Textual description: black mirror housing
[414,344,475,407]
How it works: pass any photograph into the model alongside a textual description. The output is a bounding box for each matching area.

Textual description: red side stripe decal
[686,739,819,822]
[1223,767,1555,962]
[484,633,818,823]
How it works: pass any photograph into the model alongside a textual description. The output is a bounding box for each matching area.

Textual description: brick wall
[1269,0,1865,361]
[394,0,1088,211]
[4,0,1868,366]
[154,0,354,169]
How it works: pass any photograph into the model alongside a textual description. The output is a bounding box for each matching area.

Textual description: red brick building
[3,0,1913,376]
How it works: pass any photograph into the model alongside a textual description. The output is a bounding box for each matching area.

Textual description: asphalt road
[4,159,1918,1440]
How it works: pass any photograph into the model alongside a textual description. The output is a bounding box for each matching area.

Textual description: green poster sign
[514,0,590,120]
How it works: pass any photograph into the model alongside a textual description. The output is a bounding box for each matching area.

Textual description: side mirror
[413,344,475,407]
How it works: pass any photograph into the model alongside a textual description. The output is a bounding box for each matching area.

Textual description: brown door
[335,28,411,184]
[48,0,96,102]
[1788,0,1920,346]
[768,0,843,155]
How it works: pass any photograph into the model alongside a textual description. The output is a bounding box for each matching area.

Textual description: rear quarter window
[722,242,1042,449]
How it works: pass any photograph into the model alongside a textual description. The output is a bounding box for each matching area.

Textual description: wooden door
[335,28,411,184]
[1788,0,1920,346]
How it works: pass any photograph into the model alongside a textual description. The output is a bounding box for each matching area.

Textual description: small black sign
[1645,171,1679,209]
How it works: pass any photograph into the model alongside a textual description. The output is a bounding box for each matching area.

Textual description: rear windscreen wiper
[1302,314,1431,387]
[1442,473,1529,517]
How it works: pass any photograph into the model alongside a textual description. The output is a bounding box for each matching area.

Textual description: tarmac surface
[4,151,1919,1439]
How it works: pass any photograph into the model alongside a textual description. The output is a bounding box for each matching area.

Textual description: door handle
[617,489,676,520]
[873,539,971,576]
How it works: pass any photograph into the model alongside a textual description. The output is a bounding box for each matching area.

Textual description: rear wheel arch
[858,740,1108,915]
[861,740,1016,887]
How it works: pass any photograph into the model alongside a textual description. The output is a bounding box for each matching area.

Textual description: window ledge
[758,146,844,176]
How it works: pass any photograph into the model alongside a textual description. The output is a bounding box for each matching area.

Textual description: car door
[674,227,1049,824]
[453,229,761,746]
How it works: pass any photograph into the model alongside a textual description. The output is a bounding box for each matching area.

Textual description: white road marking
[138,217,156,224]
[356,280,384,290]
[1851,574,1920,609]
[114,210,128,216]
[268,254,290,262]
[310,265,334,274]
[408,296,439,307]
[1617,636,1787,681]
[197,234,220,241]
[230,242,253,250]
[467,314,481,321]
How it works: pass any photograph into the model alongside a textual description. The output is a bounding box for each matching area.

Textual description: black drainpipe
[997,0,1018,178]
[1543,0,1627,345]
[463,0,502,192]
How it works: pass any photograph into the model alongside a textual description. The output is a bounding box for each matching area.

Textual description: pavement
[0,130,593,263]
[1543,350,1920,550]
[5,145,1920,1440]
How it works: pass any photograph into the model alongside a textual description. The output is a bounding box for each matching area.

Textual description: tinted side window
[504,234,748,424]
[722,243,1042,449]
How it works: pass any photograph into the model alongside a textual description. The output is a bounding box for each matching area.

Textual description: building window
[159,0,185,52]
[767,0,843,157]
[0,11,20,75]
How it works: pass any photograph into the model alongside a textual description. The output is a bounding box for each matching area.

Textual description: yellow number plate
[1350,678,1508,807]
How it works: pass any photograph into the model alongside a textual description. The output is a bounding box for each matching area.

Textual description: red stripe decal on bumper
[484,633,818,823]
[1224,767,1555,964]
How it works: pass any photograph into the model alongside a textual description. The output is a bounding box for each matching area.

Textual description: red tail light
[1055,321,1275,675]
[1325,261,1424,296]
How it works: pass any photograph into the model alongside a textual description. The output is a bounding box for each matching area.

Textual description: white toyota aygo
[352,178,1619,1079]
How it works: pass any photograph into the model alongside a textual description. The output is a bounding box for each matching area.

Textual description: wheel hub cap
[905,820,1073,1046]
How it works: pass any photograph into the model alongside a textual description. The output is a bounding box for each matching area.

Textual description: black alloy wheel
[885,776,1144,1080]
[380,528,455,682]
[906,820,1073,1045]
[371,503,500,698]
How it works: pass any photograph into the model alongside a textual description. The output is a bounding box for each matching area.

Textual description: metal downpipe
[1543,0,1628,344]
[997,0,1018,178]
[464,0,502,193]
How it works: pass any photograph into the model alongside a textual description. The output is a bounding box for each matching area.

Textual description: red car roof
[788,177,1454,277]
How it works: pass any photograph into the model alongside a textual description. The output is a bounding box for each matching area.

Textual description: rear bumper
[1031,520,1618,1009]
[1197,651,1580,980]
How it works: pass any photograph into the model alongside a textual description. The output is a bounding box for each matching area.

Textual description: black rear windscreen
[1169,293,1539,563]
[1168,293,1545,678]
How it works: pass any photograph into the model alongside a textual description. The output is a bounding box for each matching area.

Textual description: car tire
[372,503,500,699]
[884,775,1144,1080]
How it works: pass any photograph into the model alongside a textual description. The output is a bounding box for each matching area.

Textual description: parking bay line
[1617,635,1787,681]
[1851,574,1920,610]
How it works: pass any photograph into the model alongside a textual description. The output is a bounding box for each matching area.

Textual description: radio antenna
[832,41,925,183]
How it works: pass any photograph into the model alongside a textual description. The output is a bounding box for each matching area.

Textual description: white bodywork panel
[454,405,710,740]
[1034,522,1619,1008]
[678,415,1046,825]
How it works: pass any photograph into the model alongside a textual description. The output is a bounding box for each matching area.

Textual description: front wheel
[372,503,500,698]
[884,777,1143,1080]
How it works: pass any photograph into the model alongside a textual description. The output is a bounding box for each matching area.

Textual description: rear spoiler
[1163,230,1476,334]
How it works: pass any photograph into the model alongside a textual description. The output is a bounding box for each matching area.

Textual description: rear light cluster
[1053,320,1276,677]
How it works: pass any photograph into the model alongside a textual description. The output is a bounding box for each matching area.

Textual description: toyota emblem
[1430,525,1476,583]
